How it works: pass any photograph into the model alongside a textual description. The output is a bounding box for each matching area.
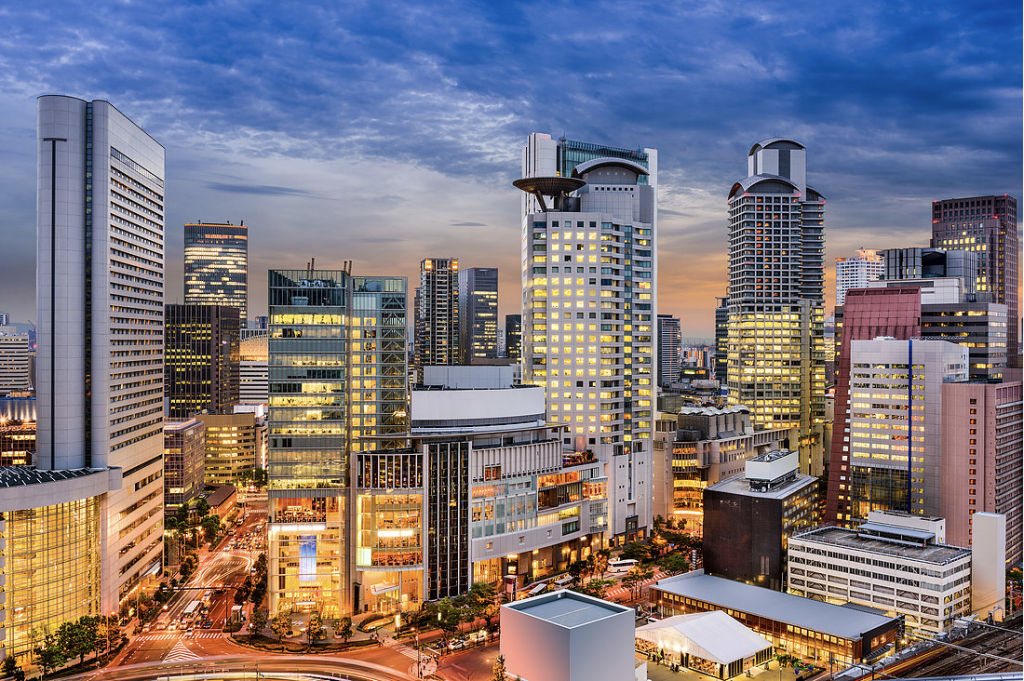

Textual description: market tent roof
[635,611,771,665]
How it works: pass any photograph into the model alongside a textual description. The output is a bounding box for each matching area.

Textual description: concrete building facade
[940,381,1022,565]
[415,257,459,377]
[788,511,972,636]
[836,248,884,307]
[518,133,656,545]
[652,406,792,533]
[36,96,165,612]
[844,338,968,520]
[726,139,826,475]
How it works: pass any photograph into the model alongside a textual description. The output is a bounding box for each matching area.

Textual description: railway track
[893,614,1023,678]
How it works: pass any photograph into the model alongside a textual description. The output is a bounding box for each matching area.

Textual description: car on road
[467,630,487,643]
[155,621,167,630]
[201,619,213,629]
[168,622,177,631]
[447,638,466,651]
[184,628,194,639]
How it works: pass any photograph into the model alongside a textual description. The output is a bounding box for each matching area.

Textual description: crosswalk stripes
[395,646,418,660]
[138,632,221,642]
[164,641,201,663]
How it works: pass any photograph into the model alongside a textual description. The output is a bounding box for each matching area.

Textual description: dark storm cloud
[0,0,1019,333]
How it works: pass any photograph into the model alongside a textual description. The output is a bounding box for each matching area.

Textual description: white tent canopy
[635,611,771,665]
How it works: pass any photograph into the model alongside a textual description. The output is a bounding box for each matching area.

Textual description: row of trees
[30,615,123,678]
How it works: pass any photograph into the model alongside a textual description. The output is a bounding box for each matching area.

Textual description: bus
[181,600,201,623]
[607,558,638,574]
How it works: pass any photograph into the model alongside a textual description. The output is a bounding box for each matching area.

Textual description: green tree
[620,541,651,563]
[201,514,221,545]
[3,655,26,681]
[434,598,462,640]
[235,576,254,605]
[306,614,327,649]
[270,613,292,642]
[248,609,267,637]
[571,579,614,599]
[567,560,588,583]
[194,497,211,519]
[57,620,94,666]
[338,616,353,643]
[657,553,689,575]
[36,634,67,678]
[492,654,507,681]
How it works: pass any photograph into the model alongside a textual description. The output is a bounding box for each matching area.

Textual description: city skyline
[0,2,1021,337]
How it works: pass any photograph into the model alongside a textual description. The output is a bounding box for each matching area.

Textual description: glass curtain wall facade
[414,258,459,378]
[458,267,499,363]
[268,270,350,617]
[184,222,249,324]
[0,497,102,663]
[268,271,408,617]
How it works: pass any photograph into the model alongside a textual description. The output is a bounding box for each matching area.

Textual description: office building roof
[653,572,898,639]
[705,471,817,500]
[504,589,629,629]
[793,526,971,566]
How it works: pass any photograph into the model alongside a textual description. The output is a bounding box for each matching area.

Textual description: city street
[113,502,265,667]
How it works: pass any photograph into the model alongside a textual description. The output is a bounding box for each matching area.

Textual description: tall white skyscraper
[37,96,165,611]
[835,248,884,306]
[726,139,826,474]
[517,133,656,545]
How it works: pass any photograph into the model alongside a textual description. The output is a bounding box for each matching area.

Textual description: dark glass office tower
[458,267,498,363]
[165,304,240,418]
[931,195,1019,367]
[505,314,522,361]
[184,221,249,324]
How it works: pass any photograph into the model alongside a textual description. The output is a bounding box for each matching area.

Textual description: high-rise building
[163,418,206,509]
[0,333,31,396]
[866,270,1008,383]
[518,132,656,544]
[458,267,498,363]
[239,329,269,404]
[164,304,240,418]
[505,314,522,361]
[835,248,884,306]
[184,221,248,324]
[931,195,1018,366]
[414,257,459,377]
[882,247,979,295]
[940,381,1022,565]
[34,95,165,616]
[726,139,826,475]
[267,270,407,617]
[845,337,968,519]
[196,408,266,485]
[657,314,681,387]
[714,296,728,387]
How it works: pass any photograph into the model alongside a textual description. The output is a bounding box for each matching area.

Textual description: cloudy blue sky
[0,0,1020,338]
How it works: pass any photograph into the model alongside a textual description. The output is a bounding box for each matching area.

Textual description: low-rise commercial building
[197,408,267,485]
[163,419,206,509]
[703,450,818,590]
[0,467,121,664]
[651,571,901,666]
[653,406,792,533]
[635,611,773,678]
[501,589,635,681]
[787,511,972,636]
